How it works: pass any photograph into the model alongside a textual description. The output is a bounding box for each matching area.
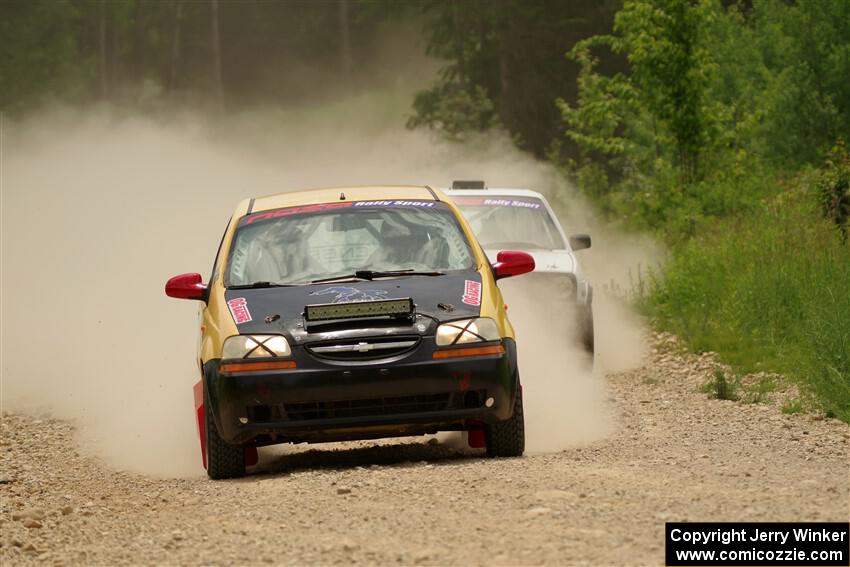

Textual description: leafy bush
[816,143,850,240]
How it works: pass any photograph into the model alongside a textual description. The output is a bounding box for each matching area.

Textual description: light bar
[451,180,486,190]
[305,298,413,322]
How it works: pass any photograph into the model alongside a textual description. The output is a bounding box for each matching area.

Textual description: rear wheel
[204,390,245,479]
[486,386,525,457]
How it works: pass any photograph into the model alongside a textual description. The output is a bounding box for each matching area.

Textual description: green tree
[692,0,850,170]
[0,0,419,113]
[560,0,719,185]
[409,0,621,156]
[0,0,90,113]
[749,0,850,167]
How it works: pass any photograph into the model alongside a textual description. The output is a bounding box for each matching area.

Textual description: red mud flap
[193,381,207,469]
[466,384,521,450]
[468,430,486,448]
[466,419,486,449]
[193,381,258,469]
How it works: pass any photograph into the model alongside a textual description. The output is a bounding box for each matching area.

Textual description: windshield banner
[241,200,444,226]
[452,196,542,209]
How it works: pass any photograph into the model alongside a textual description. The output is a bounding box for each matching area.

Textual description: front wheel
[486,386,525,457]
[579,304,594,357]
[204,390,245,479]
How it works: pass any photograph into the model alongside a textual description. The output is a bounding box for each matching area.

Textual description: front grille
[284,393,451,421]
[306,336,420,361]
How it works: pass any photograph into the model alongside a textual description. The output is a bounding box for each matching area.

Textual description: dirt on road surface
[2,334,847,567]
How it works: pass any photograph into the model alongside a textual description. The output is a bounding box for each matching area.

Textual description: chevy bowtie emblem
[354,342,373,353]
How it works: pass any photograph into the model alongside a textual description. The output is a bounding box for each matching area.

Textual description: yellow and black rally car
[166,186,534,479]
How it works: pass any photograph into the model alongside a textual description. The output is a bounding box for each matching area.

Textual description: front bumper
[204,337,518,445]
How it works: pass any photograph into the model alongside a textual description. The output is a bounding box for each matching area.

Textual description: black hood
[223,270,483,343]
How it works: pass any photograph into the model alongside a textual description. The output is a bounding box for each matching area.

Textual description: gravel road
[2,334,847,566]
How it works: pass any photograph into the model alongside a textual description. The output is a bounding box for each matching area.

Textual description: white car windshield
[226,201,475,286]
[454,196,566,250]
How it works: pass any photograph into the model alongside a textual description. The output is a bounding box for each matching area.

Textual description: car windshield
[454,196,566,250]
[225,201,476,286]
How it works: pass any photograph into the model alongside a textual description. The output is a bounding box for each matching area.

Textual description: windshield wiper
[310,274,369,284]
[362,269,445,278]
[227,281,296,290]
[311,270,444,284]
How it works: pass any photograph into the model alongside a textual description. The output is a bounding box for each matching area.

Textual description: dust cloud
[1,90,656,476]
[500,280,645,453]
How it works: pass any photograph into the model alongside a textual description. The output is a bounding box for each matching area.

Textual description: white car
[446,181,594,355]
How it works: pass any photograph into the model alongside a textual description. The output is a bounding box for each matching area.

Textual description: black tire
[486,386,525,457]
[204,389,245,479]
[579,304,595,357]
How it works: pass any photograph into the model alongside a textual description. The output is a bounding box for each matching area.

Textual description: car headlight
[222,334,291,359]
[435,318,500,346]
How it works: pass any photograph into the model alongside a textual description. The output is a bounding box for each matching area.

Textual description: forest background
[2,0,848,421]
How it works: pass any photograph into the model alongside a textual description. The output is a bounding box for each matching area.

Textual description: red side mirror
[492,251,535,280]
[165,273,207,300]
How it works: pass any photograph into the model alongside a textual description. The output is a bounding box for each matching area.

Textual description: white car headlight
[222,335,291,359]
[435,318,500,346]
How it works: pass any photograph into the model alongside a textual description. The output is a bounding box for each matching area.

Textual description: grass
[642,181,850,422]
[781,399,803,415]
[743,376,777,404]
[701,369,740,401]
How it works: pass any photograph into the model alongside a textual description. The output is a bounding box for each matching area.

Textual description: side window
[209,217,233,285]
[537,212,561,248]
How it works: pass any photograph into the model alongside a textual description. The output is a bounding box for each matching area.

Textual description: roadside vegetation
[3,0,848,420]
[579,1,850,422]
[407,0,850,422]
